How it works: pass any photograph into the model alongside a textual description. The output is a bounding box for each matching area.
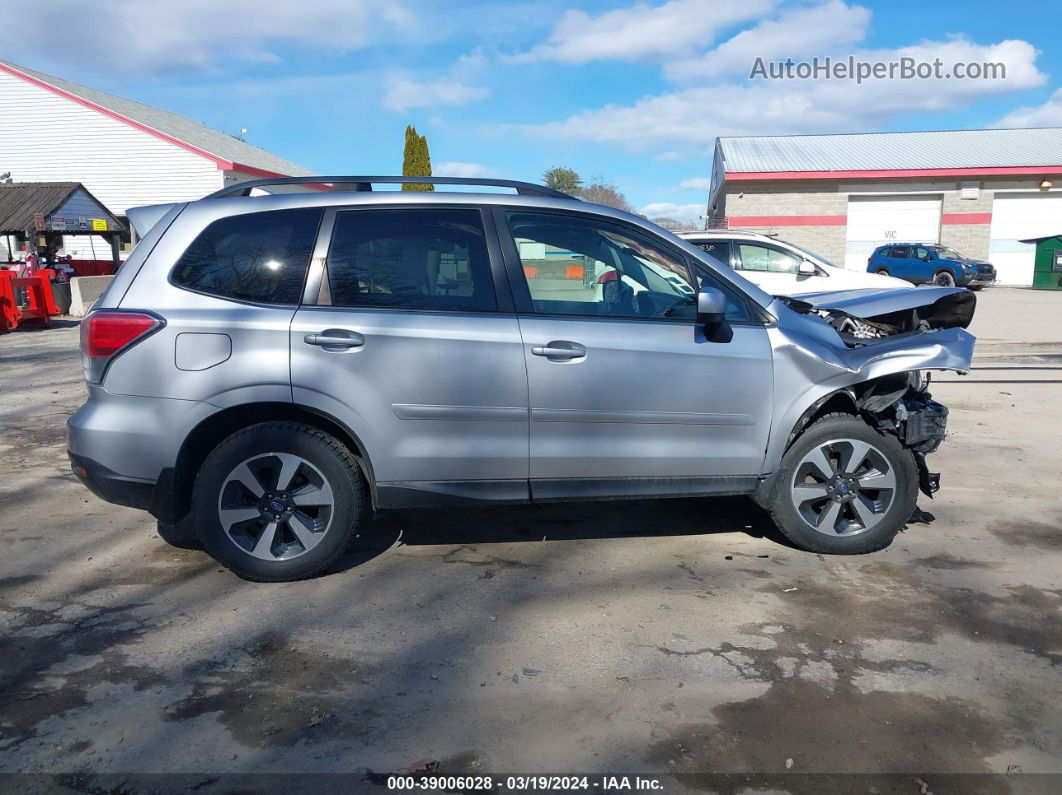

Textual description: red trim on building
[942,212,992,225]
[727,165,1062,181]
[228,162,292,179]
[728,214,847,227]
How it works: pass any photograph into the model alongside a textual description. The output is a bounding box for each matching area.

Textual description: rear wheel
[875,268,891,276]
[933,270,956,287]
[193,422,365,581]
[769,414,918,554]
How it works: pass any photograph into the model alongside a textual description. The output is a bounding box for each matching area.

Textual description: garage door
[989,194,1062,286]
[844,195,942,270]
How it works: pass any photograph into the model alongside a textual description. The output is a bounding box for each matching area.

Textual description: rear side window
[891,246,911,259]
[171,208,322,304]
[693,240,731,266]
[326,208,496,312]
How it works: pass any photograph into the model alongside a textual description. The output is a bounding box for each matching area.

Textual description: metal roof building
[706,128,1062,286]
[0,60,312,259]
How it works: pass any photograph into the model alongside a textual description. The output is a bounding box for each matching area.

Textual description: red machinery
[0,268,59,333]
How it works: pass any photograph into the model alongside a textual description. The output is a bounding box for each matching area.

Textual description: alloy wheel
[216,452,335,561]
[789,438,896,537]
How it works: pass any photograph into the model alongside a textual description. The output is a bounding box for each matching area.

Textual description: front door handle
[531,341,586,360]
[304,329,365,350]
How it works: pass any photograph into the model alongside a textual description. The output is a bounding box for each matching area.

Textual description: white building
[706,128,1062,286]
[0,59,312,258]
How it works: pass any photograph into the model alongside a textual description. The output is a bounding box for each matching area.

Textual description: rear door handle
[531,341,586,360]
[304,330,365,350]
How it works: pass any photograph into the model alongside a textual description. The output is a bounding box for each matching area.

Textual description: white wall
[0,71,224,216]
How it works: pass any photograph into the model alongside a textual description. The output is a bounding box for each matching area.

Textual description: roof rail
[206,175,571,200]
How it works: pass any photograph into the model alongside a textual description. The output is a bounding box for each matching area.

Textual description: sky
[7,0,1062,223]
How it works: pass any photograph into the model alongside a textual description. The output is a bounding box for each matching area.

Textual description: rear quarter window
[171,208,322,304]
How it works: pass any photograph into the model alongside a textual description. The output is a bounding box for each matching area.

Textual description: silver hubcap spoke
[790,437,896,538]
[253,521,279,557]
[230,462,266,498]
[217,452,336,562]
[292,480,334,507]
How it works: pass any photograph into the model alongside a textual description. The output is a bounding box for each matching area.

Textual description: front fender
[762,310,975,473]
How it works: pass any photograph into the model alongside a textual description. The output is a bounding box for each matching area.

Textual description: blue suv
[868,244,996,289]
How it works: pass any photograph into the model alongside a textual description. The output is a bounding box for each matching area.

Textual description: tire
[875,268,891,277]
[968,285,983,292]
[192,422,365,581]
[769,413,918,555]
[933,270,956,287]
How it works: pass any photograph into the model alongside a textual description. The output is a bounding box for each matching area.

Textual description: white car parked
[679,230,911,296]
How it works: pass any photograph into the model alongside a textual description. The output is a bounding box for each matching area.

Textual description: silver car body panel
[68,187,976,510]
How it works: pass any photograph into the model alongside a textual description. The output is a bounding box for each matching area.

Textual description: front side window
[507,211,696,320]
[736,243,801,274]
[932,246,964,260]
[326,208,496,312]
[915,246,931,261]
[171,208,322,304]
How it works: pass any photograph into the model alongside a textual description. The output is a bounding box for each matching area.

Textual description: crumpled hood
[784,286,976,330]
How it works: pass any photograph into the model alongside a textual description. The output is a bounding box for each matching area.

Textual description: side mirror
[697,286,733,343]
[798,259,817,276]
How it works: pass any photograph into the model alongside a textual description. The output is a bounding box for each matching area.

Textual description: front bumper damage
[760,285,977,508]
[860,374,949,497]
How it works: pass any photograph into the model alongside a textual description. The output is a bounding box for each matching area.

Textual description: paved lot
[1,288,1060,791]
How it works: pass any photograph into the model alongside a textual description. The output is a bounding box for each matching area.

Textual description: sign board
[90,219,107,231]
[50,216,67,230]
[33,213,45,230]
[1054,252,1062,273]
[78,217,87,230]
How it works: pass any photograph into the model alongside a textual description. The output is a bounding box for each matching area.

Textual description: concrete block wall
[723,179,849,266]
[69,275,113,317]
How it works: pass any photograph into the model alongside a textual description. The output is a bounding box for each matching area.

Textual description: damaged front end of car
[758,286,976,507]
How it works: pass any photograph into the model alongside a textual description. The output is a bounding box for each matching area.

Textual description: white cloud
[680,177,711,189]
[507,0,775,64]
[665,0,871,80]
[381,49,490,112]
[640,201,704,222]
[382,77,489,112]
[8,0,411,73]
[434,161,499,177]
[517,36,1046,149]
[995,88,1062,128]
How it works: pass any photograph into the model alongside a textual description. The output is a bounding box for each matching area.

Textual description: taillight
[80,310,163,383]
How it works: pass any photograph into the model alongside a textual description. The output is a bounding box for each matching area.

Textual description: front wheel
[933,270,956,287]
[769,414,918,555]
[193,422,365,581]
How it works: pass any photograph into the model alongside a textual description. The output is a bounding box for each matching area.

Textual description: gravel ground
[0,288,1059,793]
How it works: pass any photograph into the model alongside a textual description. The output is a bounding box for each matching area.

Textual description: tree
[542,166,582,195]
[402,125,433,191]
[579,180,635,213]
[650,216,700,232]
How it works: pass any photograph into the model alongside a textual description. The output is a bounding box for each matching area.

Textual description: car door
[499,209,774,499]
[889,245,913,281]
[289,206,530,504]
[733,241,821,294]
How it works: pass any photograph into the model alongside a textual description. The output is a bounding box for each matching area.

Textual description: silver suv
[68,177,976,581]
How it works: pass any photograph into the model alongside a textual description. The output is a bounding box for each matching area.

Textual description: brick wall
[718,175,1048,269]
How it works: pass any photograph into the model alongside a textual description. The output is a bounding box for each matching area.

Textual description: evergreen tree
[401,125,418,191]
[401,125,434,191]
[542,166,582,195]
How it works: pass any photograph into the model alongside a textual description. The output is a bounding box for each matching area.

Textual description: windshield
[932,246,967,260]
